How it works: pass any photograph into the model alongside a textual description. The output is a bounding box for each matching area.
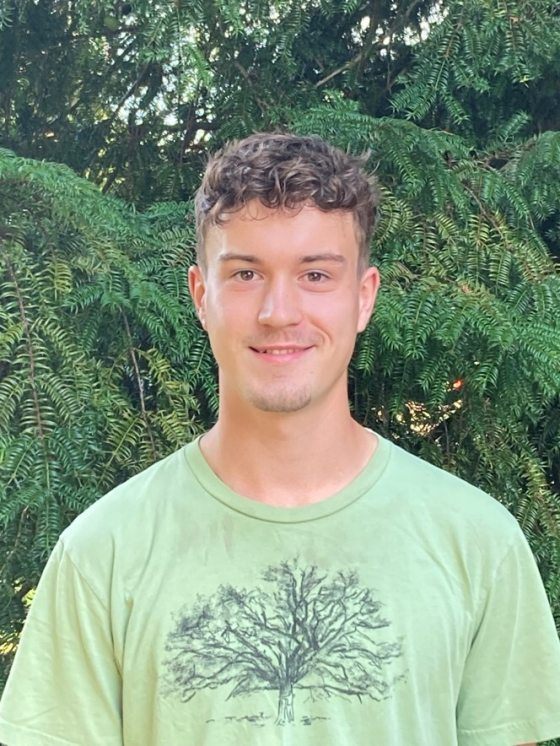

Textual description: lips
[249,344,313,360]
[252,347,306,355]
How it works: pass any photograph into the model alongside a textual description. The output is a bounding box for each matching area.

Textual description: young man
[0,133,559,746]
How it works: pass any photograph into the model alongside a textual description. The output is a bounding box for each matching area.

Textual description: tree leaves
[0,152,207,682]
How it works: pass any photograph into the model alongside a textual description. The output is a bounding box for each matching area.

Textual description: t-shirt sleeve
[0,540,123,746]
[456,526,560,746]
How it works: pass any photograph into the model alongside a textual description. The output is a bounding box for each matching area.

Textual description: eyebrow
[218,252,347,265]
[301,253,347,264]
[219,253,261,264]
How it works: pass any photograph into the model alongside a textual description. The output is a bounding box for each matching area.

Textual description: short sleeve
[457,527,560,746]
[0,540,122,746]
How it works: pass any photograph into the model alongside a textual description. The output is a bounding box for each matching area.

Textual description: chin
[247,388,313,413]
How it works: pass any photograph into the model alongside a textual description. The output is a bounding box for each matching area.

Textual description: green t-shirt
[1,434,560,746]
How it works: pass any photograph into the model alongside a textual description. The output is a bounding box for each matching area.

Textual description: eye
[305,271,328,282]
[234,269,257,281]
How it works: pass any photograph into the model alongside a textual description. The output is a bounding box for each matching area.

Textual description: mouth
[249,345,313,361]
[252,347,306,355]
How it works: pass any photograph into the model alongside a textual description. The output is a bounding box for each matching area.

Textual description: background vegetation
[1,1,560,736]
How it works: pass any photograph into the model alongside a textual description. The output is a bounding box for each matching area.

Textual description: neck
[200,399,377,507]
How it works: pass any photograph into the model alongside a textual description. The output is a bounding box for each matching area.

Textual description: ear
[357,266,380,333]
[188,265,207,329]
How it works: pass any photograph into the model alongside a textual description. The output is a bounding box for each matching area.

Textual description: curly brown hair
[194,132,380,270]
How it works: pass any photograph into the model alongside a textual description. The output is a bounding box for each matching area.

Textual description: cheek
[204,290,255,336]
[304,292,361,329]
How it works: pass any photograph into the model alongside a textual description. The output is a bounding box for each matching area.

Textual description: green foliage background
[1,0,559,738]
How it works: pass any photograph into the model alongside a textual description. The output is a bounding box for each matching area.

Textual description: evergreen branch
[0,508,29,583]
[121,310,157,461]
[4,260,45,443]
[84,63,153,171]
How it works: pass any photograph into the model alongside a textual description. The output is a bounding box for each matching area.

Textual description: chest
[111,513,478,745]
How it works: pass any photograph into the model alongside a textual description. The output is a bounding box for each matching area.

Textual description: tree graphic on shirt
[164,559,403,726]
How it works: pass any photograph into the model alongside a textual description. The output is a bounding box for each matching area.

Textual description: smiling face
[189,201,379,416]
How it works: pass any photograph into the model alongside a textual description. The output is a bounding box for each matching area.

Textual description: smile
[257,348,302,355]
[250,346,313,360]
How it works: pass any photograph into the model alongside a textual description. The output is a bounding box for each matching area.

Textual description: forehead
[203,202,360,264]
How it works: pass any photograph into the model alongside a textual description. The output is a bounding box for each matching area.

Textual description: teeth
[262,348,298,355]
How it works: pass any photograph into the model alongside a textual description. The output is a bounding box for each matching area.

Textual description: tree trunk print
[276,682,294,725]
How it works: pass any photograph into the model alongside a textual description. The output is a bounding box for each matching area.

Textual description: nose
[257,278,303,328]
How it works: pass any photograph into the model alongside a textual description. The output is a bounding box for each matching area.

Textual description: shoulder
[382,436,517,521]
[378,436,522,558]
[59,442,199,574]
